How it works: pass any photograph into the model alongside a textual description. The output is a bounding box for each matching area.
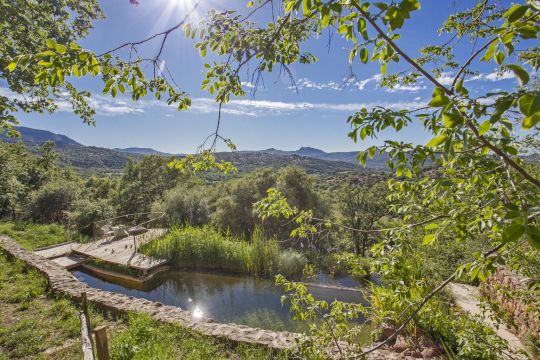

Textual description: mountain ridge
[2,126,383,174]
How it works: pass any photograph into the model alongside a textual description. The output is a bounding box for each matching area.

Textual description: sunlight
[148,0,201,39]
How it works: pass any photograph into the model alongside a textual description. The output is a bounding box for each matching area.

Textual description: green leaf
[426,135,447,147]
[504,4,528,23]
[478,120,492,135]
[481,43,496,61]
[495,51,505,65]
[523,113,540,129]
[424,223,439,230]
[518,94,540,116]
[422,234,436,245]
[502,222,525,242]
[429,87,450,107]
[359,48,368,64]
[442,112,463,128]
[506,64,530,86]
[528,227,540,249]
[302,0,313,16]
[46,38,57,49]
[56,44,67,54]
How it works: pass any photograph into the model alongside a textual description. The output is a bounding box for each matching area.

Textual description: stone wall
[0,235,412,359]
[484,267,540,340]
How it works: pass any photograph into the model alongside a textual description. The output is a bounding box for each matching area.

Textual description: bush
[28,180,79,223]
[151,184,210,227]
[277,250,307,278]
[69,198,116,236]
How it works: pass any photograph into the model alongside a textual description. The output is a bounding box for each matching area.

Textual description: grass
[110,313,284,360]
[0,221,81,250]
[0,253,111,359]
[142,225,306,278]
[0,251,286,359]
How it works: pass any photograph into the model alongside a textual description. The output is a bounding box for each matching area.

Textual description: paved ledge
[1,235,412,359]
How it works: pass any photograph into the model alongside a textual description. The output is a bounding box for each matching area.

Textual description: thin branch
[241,0,271,22]
[98,0,202,57]
[451,37,497,89]
[310,214,449,234]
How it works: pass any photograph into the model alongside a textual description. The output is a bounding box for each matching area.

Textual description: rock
[403,349,422,358]
[379,325,395,341]
[421,347,441,358]
[392,335,407,352]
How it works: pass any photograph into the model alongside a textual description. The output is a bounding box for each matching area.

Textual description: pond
[73,269,372,341]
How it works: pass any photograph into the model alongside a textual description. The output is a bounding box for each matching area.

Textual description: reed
[141,225,303,278]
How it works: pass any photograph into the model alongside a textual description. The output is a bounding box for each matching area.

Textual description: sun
[167,0,197,12]
[149,0,201,37]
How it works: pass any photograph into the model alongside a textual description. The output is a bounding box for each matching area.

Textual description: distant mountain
[1,126,81,147]
[114,147,173,156]
[1,126,373,176]
[258,146,389,169]
[2,126,140,174]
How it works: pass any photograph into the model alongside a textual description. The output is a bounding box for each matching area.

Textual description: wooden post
[80,292,95,360]
[93,326,110,360]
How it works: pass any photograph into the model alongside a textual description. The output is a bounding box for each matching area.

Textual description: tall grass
[142,225,305,278]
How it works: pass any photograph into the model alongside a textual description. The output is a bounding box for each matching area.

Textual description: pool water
[72,269,372,340]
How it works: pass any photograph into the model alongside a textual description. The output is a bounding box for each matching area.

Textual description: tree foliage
[0,0,104,132]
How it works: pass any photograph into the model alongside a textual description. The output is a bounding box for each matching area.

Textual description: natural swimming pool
[73,269,372,341]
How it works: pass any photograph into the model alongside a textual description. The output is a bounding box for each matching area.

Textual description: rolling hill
[1,126,377,176]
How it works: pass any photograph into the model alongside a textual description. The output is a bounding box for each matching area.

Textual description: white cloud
[191,97,427,115]
[0,87,144,116]
[241,81,256,89]
[290,78,343,91]
[436,72,454,86]
[483,70,515,81]
[1,86,427,119]
[385,84,427,93]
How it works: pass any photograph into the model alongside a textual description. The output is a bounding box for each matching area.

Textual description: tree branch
[351,2,540,190]
[98,0,202,57]
[451,37,497,90]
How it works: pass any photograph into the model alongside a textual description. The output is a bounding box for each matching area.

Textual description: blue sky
[8,0,522,153]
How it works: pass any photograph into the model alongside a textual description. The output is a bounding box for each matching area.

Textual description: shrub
[69,198,115,236]
[151,184,210,227]
[277,250,307,278]
[28,180,79,223]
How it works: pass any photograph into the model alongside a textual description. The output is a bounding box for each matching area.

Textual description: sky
[8,0,523,153]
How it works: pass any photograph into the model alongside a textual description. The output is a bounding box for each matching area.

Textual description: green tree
[29,179,80,223]
[152,183,210,227]
[339,182,387,256]
[114,155,187,218]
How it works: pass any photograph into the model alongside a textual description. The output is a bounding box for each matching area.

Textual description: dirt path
[448,282,529,359]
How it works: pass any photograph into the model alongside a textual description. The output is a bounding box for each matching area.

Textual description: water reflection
[72,269,370,338]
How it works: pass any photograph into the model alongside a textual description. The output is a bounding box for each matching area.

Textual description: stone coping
[0,235,408,359]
